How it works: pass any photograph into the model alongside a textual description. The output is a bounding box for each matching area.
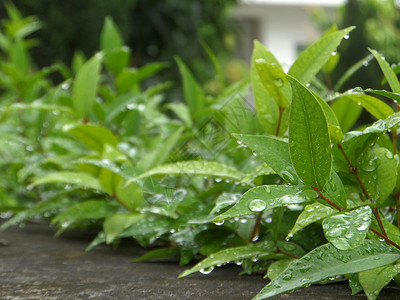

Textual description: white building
[234,0,346,69]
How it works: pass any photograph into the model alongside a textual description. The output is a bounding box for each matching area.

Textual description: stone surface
[0,221,399,300]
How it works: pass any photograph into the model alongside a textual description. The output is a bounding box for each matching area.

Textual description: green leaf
[322,171,347,209]
[331,96,363,132]
[115,180,143,211]
[374,148,398,206]
[370,48,400,94]
[179,241,276,278]
[255,59,290,108]
[29,171,101,191]
[166,103,193,127]
[288,76,332,189]
[175,57,205,119]
[253,241,400,300]
[72,53,102,118]
[214,185,317,223]
[100,16,123,53]
[133,247,180,263]
[336,92,394,120]
[288,27,354,85]
[232,134,299,185]
[103,213,143,244]
[322,206,372,250]
[136,161,244,182]
[0,101,74,115]
[359,264,400,300]
[287,202,334,240]
[363,89,400,103]
[63,123,118,153]
[51,200,117,226]
[104,46,131,74]
[251,40,280,134]
[10,38,29,75]
[267,259,295,281]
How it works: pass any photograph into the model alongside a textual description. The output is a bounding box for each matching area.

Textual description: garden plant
[2,4,400,300]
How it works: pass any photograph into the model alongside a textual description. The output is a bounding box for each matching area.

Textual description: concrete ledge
[1,221,399,299]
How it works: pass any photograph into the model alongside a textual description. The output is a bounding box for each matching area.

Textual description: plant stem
[310,186,343,211]
[337,143,389,240]
[325,72,332,91]
[369,227,400,251]
[275,107,285,137]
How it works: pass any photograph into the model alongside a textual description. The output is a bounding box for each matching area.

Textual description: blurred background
[1,0,400,91]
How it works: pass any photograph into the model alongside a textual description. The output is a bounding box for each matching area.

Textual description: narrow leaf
[214,185,317,223]
[253,241,400,300]
[288,76,332,189]
[29,171,101,191]
[232,134,299,185]
[100,16,123,53]
[331,96,363,132]
[103,213,143,244]
[370,48,400,93]
[179,241,276,278]
[289,27,355,85]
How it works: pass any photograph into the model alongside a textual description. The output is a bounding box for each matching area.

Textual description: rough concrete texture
[1,221,399,300]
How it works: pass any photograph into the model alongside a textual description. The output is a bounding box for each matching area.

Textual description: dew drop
[363,60,369,67]
[200,266,214,274]
[215,220,224,226]
[215,178,222,183]
[282,274,293,281]
[274,78,284,87]
[331,51,337,56]
[357,224,368,231]
[236,140,243,145]
[344,34,350,39]
[248,199,266,212]
[252,152,258,157]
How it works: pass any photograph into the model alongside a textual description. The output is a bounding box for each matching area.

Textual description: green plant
[2,6,400,300]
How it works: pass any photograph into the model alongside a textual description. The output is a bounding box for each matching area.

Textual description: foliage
[1,6,400,300]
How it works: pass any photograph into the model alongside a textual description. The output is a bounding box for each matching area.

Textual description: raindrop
[235,260,243,266]
[215,178,222,183]
[127,103,137,110]
[280,171,297,185]
[385,150,394,160]
[387,116,400,128]
[236,140,243,145]
[357,224,368,231]
[248,199,266,212]
[200,266,214,274]
[344,34,350,39]
[274,78,284,87]
[252,152,258,157]
[331,51,337,56]
[363,60,369,67]
[282,274,293,281]
[240,218,248,224]
[61,83,70,90]
[215,220,224,226]
[306,83,311,87]
[329,181,337,192]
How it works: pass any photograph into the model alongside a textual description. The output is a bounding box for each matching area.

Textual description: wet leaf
[288,27,355,85]
[133,247,180,263]
[288,76,332,189]
[370,48,400,94]
[179,241,276,278]
[322,171,347,209]
[103,213,143,244]
[214,185,317,223]
[359,264,400,300]
[136,161,244,182]
[331,96,362,132]
[374,148,398,206]
[287,202,335,240]
[322,206,372,250]
[232,134,299,184]
[255,59,290,108]
[251,40,280,134]
[29,171,101,191]
[253,241,400,300]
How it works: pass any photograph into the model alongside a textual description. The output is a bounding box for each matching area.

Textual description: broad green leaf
[99,168,120,195]
[29,171,101,191]
[322,171,347,209]
[357,148,379,200]
[384,111,400,129]
[72,53,102,118]
[374,148,398,206]
[104,46,131,74]
[370,48,400,94]
[51,200,117,226]
[253,241,400,300]
[251,40,280,134]
[331,96,363,132]
[322,206,372,250]
[288,76,332,189]
[103,213,143,244]
[335,93,394,120]
[133,247,180,263]
[214,185,318,223]
[115,180,143,211]
[255,59,290,108]
[63,123,118,153]
[75,158,140,180]
[100,16,123,53]
[287,202,335,239]
[359,264,400,300]
[232,134,299,185]
[179,241,276,278]
[288,27,354,85]
[175,57,205,119]
[136,161,244,182]
[267,259,296,281]
[363,88,400,103]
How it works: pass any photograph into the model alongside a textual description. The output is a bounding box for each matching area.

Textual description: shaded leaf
[370,48,400,94]
[331,96,362,132]
[133,247,180,263]
[253,241,400,300]
[103,213,143,244]
[288,76,332,189]
[29,171,101,191]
